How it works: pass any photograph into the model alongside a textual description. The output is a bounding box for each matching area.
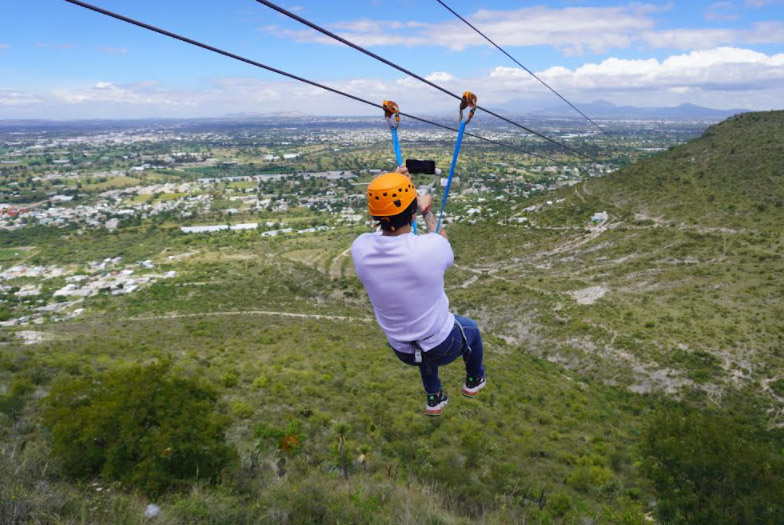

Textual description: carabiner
[382,100,400,129]
[459,91,477,124]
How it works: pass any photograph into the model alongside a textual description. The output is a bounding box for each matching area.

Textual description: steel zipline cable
[62,0,570,167]
[434,0,619,145]
[253,0,600,163]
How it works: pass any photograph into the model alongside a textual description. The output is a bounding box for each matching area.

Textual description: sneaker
[425,390,448,416]
[461,375,486,397]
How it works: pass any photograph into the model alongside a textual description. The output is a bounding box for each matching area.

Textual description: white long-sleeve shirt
[351,231,455,353]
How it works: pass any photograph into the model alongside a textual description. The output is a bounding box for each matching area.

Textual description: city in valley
[0,116,705,328]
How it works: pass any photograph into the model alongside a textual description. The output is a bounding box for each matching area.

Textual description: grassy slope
[1,228,652,523]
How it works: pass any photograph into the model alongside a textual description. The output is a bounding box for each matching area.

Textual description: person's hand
[395,165,409,177]
[417,193,433,213]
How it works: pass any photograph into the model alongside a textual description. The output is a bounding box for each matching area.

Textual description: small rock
[144,504,161,518]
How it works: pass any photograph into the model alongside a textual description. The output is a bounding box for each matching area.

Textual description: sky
[0,0,783,119]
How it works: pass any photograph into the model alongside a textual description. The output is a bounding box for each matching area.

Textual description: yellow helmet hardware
[459,91,478,123]
[382,100,400,129]
[367,172,417,217]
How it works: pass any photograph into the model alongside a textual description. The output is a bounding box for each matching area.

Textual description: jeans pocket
[425,334,461,361]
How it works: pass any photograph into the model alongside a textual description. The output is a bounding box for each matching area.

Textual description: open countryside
[2,0,784,523]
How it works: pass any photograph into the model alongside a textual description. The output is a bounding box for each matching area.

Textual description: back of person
[351,231,454,351]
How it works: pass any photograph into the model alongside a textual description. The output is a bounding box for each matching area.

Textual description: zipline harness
[437,91,476,233]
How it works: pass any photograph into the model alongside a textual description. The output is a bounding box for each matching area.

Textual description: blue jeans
[393,315,485,395]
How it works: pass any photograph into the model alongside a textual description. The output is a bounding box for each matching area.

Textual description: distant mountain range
[221,101,749,121]
[519,100,748,120]
[222,111,311,119]
[0,103,750,126]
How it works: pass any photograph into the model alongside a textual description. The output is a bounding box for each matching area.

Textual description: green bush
[547,491,573,517]
[642,407,784,524]
[231,400,254,419]
[769,379,784,397]
[221,370,239,388]
[567,464,614,492]
[0,377,34,419]
[42,362,236,495]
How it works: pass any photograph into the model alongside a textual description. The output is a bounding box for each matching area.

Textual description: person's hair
[373,198,417,232]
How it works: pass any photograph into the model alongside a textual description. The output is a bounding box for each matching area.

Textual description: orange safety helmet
[366,172,417,217]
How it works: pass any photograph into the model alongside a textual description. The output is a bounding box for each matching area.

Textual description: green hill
[1,112,783,523]
[450,111,783,405]
[599,111,783,229]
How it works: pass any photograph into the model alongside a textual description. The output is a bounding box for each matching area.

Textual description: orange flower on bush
[279,434,300,455]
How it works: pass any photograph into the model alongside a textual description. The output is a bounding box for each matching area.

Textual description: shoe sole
[461,379,486,397]
[425,398,448,416]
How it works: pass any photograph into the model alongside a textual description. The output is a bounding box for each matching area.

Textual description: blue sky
[1,0,783,118]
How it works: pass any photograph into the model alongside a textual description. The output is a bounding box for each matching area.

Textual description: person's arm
[417,194,447,239]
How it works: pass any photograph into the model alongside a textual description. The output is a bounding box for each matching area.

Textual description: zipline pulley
[383,100,400,129]
[459,91,477,124]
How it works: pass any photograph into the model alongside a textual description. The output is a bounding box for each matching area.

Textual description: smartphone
[405,159,436,174]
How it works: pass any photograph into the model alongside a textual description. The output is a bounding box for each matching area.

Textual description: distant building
[181,223,258,233]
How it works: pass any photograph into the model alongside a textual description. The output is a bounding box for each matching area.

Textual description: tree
[42,362,236,495]
[642,407,784,524]
[334,420,350,481]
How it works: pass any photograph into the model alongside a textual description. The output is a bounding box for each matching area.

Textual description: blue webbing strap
[390,127,417,235]
[437,119,466,233]
[390,127,403,167]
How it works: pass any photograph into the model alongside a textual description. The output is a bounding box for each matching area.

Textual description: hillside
[1,112,783,523]
[448,111,783,409]
[599,111,783,228]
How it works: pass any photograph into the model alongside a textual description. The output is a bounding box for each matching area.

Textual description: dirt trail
[328,246,353,279]
[72,310,373,325]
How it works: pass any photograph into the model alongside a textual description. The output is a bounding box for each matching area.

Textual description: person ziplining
[352,93,486,416]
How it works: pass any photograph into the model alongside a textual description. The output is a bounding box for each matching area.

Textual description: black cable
[62,0,567,166]
[434,0,619,145]
[254,0,600,163]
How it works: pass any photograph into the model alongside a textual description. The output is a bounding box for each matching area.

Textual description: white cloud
[4,47,783,119]
[52,82,191,106]
[34,43,76,51]
[0,43,10,52]
[525,47,784,94]
[425,72,454,82]
[642,21,784,49]
[264,3,784,54]
[705,1,739,21]
[0,91,44,106]
[98,47,129,55]
[264,5,657,54]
